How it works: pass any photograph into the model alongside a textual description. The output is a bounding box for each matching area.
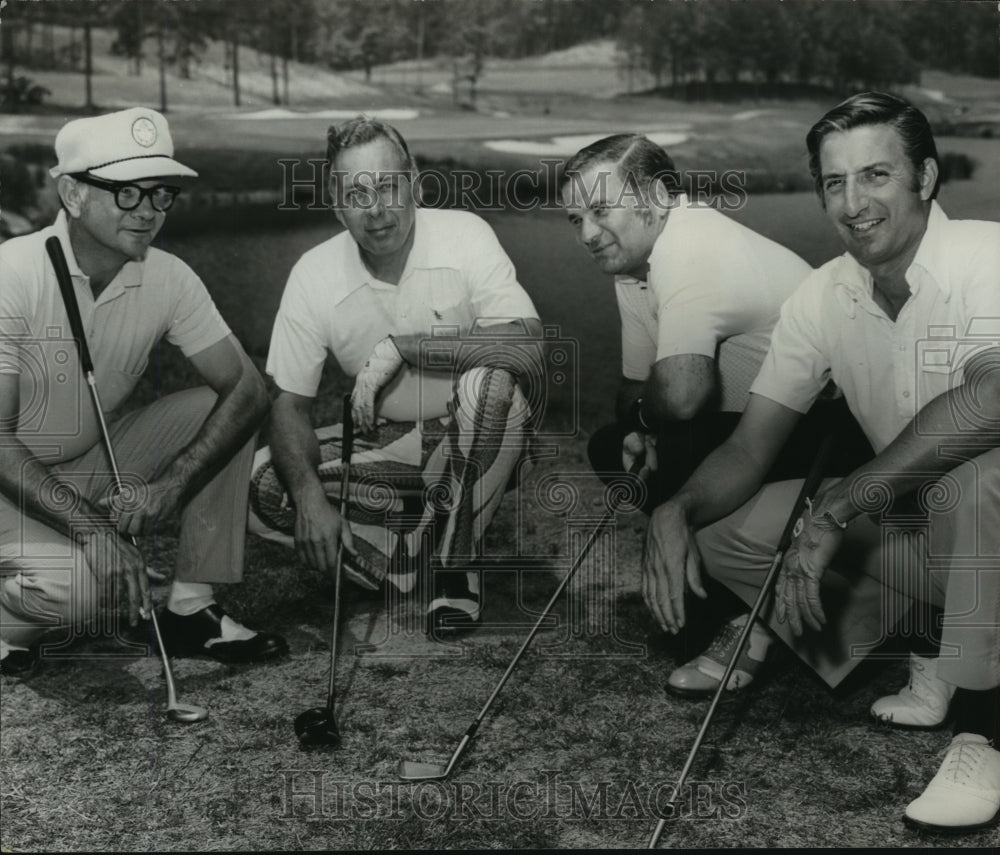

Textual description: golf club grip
[341,394,354,463]
[774,429,837,553]
[45,237,94,374]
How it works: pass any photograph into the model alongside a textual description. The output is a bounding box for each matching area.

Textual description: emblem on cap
[131,116,157,148]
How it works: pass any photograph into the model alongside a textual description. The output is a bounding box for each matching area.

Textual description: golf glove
[351,335,405,432]
[622,430,658,477]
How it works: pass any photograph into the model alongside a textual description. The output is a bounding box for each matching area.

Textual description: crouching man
[644,93,1000,832]
[250,117,541,637]
[0,108,286,677]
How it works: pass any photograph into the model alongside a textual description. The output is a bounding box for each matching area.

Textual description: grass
[4,50,1000,849]
[5,191,1000,848]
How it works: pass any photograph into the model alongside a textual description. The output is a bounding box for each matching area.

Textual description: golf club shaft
[46,237,185,706]
[476,504,617,718]
[444,466,646,775]
[46,238,130,509]
[646,431,836,849]
[325,394,354,710]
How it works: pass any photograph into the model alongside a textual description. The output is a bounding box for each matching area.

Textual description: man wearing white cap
[0,107,287,676]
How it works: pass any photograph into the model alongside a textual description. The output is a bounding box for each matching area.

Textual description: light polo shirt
[751,202,1000,453]
[615,194,811,411]
[267,207,539,422]
[0,211,231,462]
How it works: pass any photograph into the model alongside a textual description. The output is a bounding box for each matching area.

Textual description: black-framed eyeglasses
[72,173,181,213]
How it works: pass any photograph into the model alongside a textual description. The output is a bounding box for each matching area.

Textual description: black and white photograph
[1,0,999,849]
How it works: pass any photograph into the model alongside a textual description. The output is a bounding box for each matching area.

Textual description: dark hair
[806,91,940,201]
[325,115,416,174]
[559,133,680,203]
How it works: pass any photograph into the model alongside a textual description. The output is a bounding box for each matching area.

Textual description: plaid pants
[249,367,532,583]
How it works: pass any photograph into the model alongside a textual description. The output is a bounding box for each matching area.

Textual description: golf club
[294,393,354,748]
[46,236,208,725]
[645,431,836,849]
[398,465,645,781]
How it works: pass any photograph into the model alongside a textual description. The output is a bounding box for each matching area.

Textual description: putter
[46,236,207,725]
[398,465,645,781]
[294,393,354,748]
[645,431,836,849]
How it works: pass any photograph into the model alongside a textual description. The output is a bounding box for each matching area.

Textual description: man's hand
[78,527,151,627]
[641,501,708,634]
[622,431,658,479]
[293,483,357,575]
[100,474,185,538]
[351,336,405,432]
[775,501,844,636]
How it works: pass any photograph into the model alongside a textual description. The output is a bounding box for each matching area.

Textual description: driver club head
[294,706,341,749]
[167,703,209,724]
[397,759,450,781]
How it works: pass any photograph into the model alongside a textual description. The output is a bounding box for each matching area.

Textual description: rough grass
[4,483,996,848]
[4,124,1000,854]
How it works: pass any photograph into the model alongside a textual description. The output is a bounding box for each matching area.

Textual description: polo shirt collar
[51,210,87,282]
[346,208,459,290]
[613,193,688,287]
[906,201,950,301]
[405,208,461,273]
[831,201,950,317]
[52,210,144,296]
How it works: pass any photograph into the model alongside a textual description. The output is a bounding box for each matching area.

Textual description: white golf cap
[49,107,198,181]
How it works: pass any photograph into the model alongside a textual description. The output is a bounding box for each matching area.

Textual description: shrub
[0,75,51,113]
[938,151,976,182]
[0,154,37,212]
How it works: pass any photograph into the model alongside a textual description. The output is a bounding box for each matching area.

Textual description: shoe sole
[903,810,1000,834]
[665,681,756,700]
[869,711,952,731]
[162,635,290,663]
[204,640,290,664]
[0,665,39,681]
[426,607,482,638]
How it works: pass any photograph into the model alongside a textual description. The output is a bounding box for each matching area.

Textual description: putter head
[167,703,208,724]
[397,759,450,781]
[294,706,341,749]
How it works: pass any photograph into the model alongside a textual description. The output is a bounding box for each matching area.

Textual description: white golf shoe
[904,733,1000,832]
[871,654,956,728]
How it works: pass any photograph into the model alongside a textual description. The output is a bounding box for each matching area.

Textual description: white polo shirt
[0,211,231,462]
[616,194,811,411]
[751,202,1000,453]
[267,207,539,422]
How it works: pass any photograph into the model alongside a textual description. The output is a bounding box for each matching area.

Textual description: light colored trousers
[696,448,1000,690]
[0,387,254,647]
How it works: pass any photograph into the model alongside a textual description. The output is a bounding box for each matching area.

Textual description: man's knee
[452,367,528,432]
[948,448,1000,504]
[694,519,736,583]
[1,552,101,634]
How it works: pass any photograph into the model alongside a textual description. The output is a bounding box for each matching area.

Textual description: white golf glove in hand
[351,335,405,432]
[622,430,658,477]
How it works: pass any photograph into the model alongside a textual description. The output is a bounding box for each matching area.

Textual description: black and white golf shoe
[0,641,38,679]
[425,569,481,638]
[156,604,289,664]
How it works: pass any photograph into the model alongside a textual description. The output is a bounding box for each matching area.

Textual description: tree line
[616,0,998,96]
[2,0,997,110]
